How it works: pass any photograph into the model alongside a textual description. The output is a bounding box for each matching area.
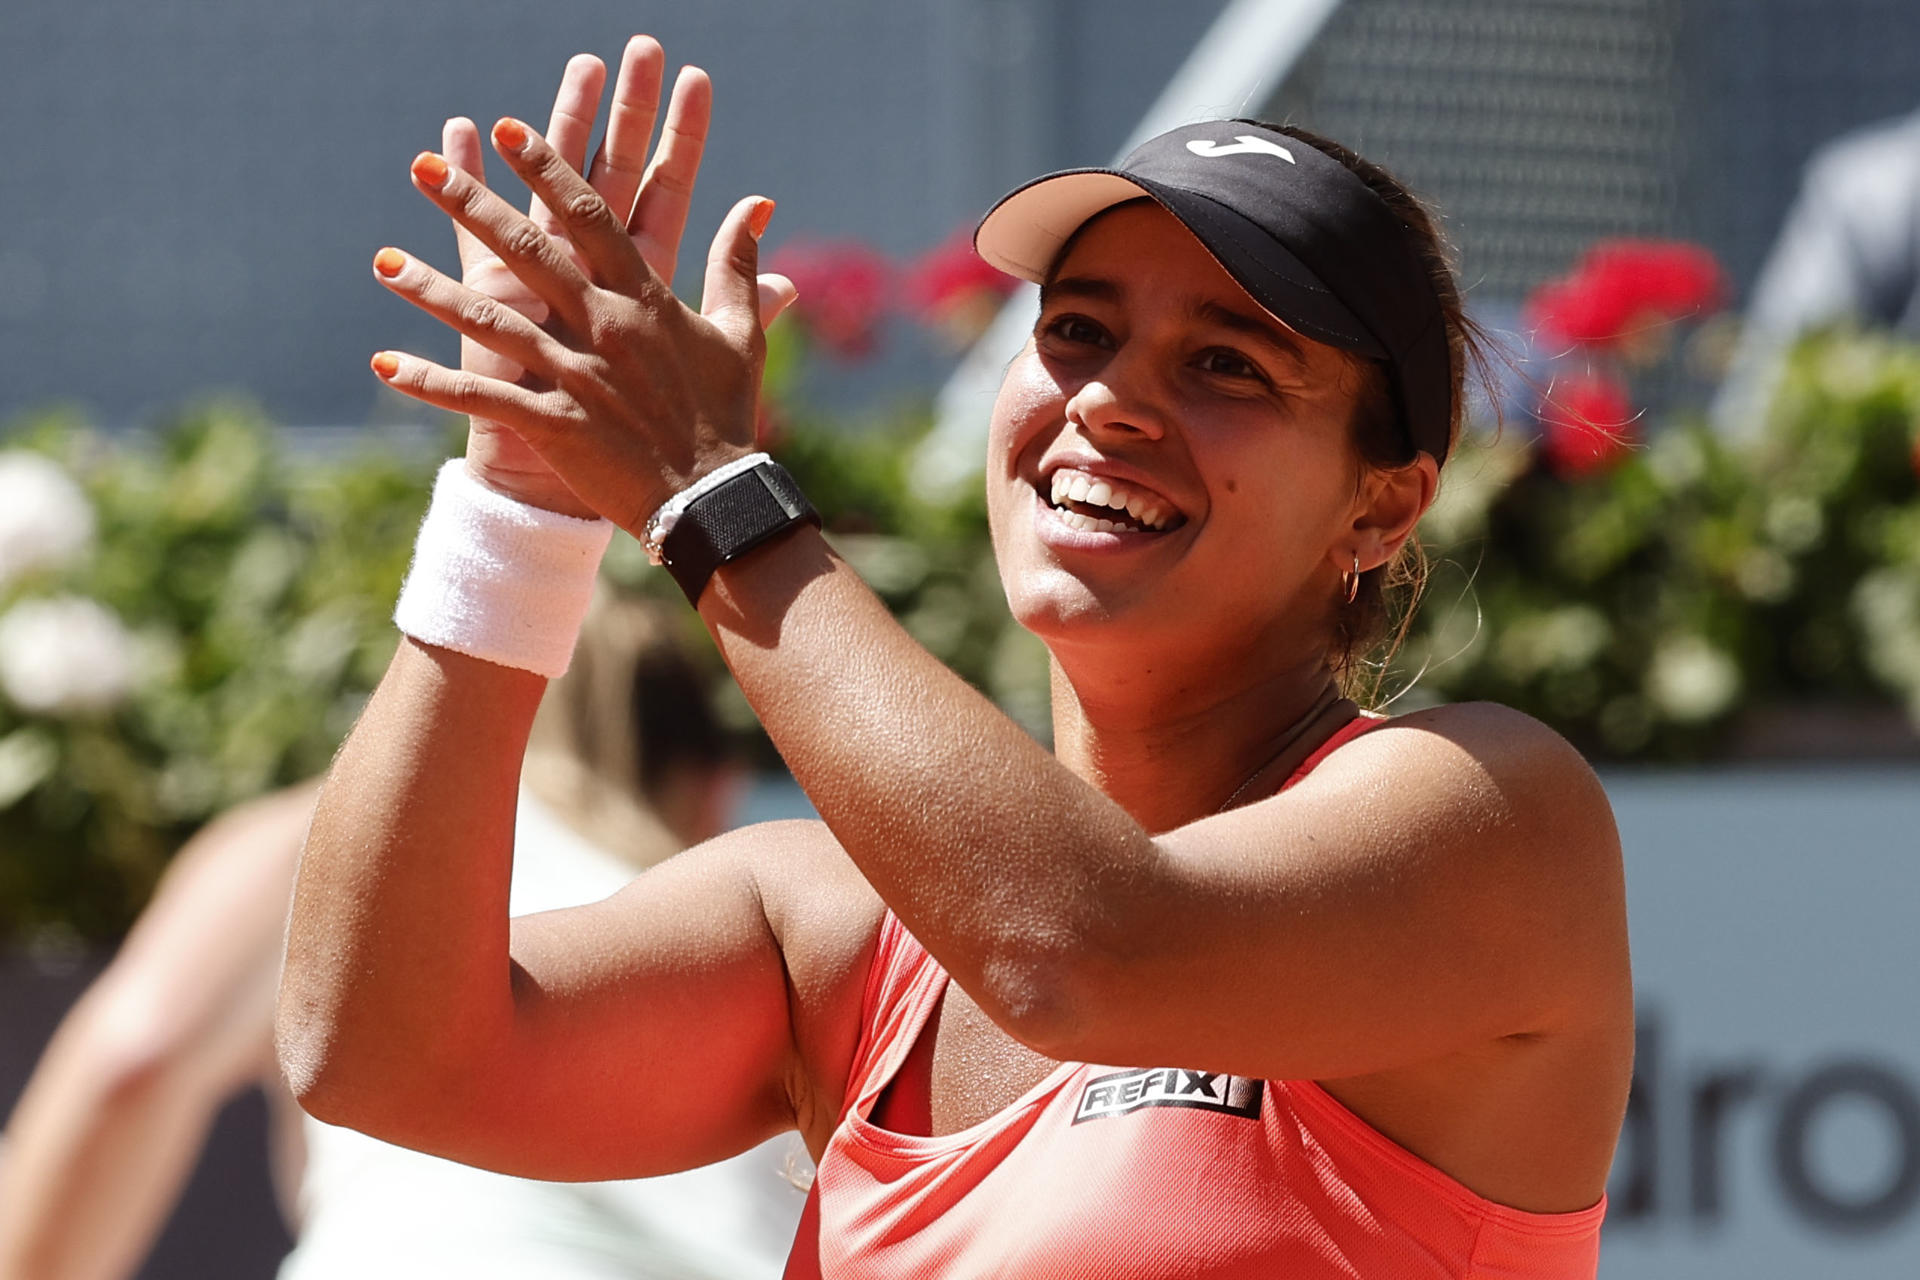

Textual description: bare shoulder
[1325,701,1618,862]
[1309,702,1627,1022]
[1395,698,1605,777]
[740,819,886,1152]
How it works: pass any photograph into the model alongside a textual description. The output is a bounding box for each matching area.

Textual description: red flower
[764,239,894,361]
[1538,372,1637,477]
[904,228,1018,348]
[1526,240,1727,353]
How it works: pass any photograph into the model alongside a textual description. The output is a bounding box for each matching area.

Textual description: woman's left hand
[371,112,792,534]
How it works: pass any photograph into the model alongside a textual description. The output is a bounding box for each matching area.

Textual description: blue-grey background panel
[0,0,1226,428]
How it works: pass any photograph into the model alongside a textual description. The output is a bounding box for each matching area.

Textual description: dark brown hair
[1264,124,1499,704]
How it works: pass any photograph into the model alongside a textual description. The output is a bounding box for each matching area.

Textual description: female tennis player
[278,37,1631,1278]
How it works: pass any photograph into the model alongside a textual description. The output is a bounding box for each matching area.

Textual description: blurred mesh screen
[1259,0,1920,306]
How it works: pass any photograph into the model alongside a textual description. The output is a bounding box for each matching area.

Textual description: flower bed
[1403,330,1920,759]
[3,323,1916,942]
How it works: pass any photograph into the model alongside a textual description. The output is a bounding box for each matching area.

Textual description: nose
[1062,351,1167,442]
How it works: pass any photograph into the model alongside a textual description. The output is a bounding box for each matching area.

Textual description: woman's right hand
[440,38,789,517]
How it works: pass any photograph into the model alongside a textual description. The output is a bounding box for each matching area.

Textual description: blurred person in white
[1713,105,1920,433]
[0,590,807,1280]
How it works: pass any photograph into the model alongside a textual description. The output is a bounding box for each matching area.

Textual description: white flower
[1853,569,1920,710]
[1644,634,1742,724]
[0,452,95,590]
[0,596,138,716]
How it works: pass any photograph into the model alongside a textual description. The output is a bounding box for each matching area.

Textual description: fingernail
[493,118,529,152]
[412,151,450,188]
[373,247,406,278]
[748,198,776,240]
[371,352,401,379]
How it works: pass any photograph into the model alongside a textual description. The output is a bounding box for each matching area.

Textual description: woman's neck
[1047,650,1353,834]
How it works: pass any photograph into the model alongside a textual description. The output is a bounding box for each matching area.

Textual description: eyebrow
[1038,275,1312,373]
[1189,300,1311,371]
[1037,274,1121,310]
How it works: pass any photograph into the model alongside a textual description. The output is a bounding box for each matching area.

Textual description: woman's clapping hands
[371,37,796,531]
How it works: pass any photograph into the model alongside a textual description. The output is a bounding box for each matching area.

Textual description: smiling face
[986,201,1398,683]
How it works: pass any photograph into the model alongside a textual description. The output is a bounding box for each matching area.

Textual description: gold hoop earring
[1343,553,1361,604]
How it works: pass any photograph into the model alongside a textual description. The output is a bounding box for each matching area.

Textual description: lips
[1041,468,1184,534]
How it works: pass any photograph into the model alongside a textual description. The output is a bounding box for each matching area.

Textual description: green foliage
[1400,329,1920,757]
[0,403,438,943]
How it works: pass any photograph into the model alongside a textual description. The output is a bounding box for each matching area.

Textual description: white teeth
[1057,508,1120,534]
[1053,508,1131,534]
[1043,469,1177,532]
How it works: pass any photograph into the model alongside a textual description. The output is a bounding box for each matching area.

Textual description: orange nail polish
[748,198,776,239]
[492,118,528,151]
[373,247,406,278]
[411,151,450,188]
[371,352,400,379]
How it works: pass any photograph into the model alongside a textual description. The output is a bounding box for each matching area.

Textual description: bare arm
[0,785,313,1280]
[277,641,879,1178]
[277,42,853,1181]
[700,539,1629,1079]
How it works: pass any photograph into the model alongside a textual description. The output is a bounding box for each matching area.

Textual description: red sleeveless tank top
[783,716,1606,1278]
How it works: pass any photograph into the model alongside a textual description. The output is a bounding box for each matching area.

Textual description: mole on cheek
[1226,479,1238,494]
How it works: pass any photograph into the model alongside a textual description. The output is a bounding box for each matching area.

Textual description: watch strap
[658,459,820,602]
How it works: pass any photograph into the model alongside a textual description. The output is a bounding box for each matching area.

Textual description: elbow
[274,1025,397,1135]
[85,1041,180,1120]
[968,930,1113,1061]
[55,990,210,1120]
[968,833,1171,1058]
[272,986,485,1144]
[274,940,384,1126]
[272,971,378,1128]
[273,1005,340,1122]
[272,991,386,1131]
[965,876,1169,1062]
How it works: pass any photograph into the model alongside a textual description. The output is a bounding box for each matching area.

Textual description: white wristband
[393,460,614,678]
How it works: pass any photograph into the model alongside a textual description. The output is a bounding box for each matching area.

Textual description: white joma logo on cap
[1186,136,1296,164]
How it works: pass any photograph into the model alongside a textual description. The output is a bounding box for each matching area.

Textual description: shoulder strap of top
[1281,712,1389,792]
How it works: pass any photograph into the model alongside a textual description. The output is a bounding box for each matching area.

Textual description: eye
[1198,348,1268,382]
[1040,313,1111,349]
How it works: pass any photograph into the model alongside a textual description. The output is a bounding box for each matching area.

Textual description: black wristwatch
[643,454,821,603]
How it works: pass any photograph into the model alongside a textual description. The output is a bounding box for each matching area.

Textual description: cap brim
[975,168,1387,359]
